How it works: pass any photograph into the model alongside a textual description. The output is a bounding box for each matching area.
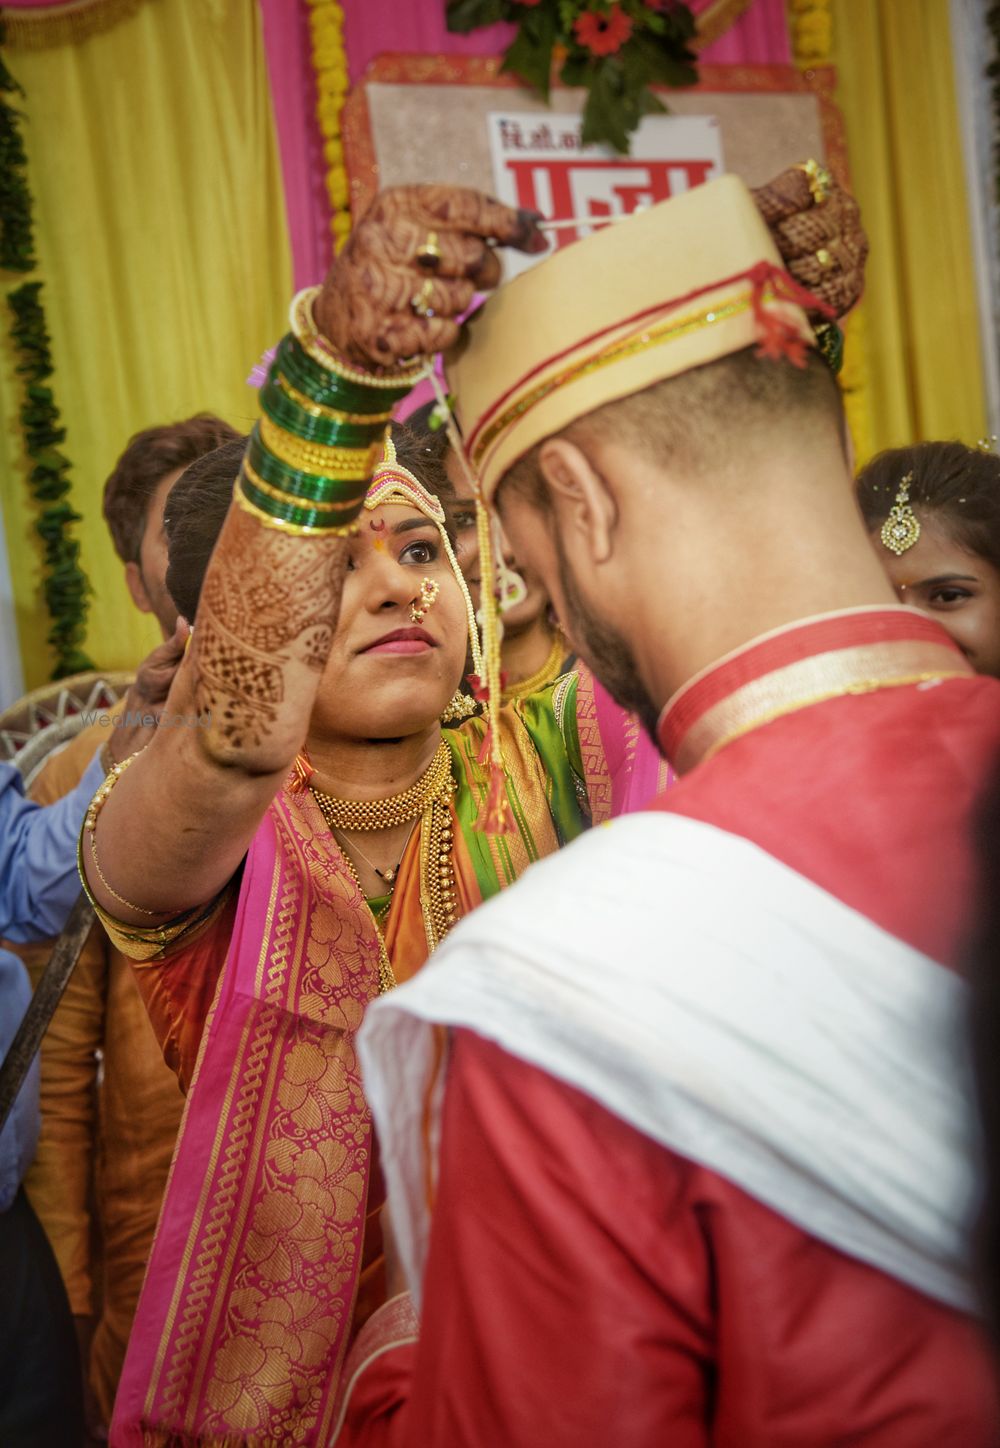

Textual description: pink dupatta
[574,666,674,820]
[112,782,384,1447]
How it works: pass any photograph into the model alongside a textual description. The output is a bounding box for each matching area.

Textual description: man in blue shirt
[0,749,105,1446]
[0,629,183,1446]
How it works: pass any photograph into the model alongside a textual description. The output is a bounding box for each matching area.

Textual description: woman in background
[857,441,1000,677]
[406,401,576,701]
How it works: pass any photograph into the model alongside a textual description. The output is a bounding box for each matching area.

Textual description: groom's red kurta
[336,610,1000,1446]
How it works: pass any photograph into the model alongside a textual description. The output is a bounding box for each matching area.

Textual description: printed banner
[487,111,725,276]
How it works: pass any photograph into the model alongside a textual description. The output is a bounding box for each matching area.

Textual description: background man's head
[103,413,241,637]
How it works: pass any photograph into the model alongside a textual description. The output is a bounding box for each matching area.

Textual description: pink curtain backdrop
[259,0,333,293]
[259,0,791,291]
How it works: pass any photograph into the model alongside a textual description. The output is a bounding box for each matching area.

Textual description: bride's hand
[313,185,548,371]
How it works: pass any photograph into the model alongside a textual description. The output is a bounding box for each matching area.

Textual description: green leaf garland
[0,23,94,679]
[446,0,699,154]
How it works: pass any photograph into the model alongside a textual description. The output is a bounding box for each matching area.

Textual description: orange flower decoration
[574,4,633,55]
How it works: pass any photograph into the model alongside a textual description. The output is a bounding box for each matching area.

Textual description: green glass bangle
[260,377,383,449]
[815,321,845,377]
[240,472,362,531]
[276,335,413,414]
[248,429,370,506]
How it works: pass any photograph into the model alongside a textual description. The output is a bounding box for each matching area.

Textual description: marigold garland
[0,24,94,678]
[307,0,352,256]
[787,0,874,464]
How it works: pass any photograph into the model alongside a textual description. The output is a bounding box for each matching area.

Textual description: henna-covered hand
[106,619,189,766]
[753,165,869,320]
[313,185,548,370]
[191,503,346,763]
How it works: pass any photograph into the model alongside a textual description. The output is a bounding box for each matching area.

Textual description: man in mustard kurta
[17,415,237,1436]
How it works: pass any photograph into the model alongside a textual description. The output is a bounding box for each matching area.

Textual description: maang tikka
[880,470,921,556]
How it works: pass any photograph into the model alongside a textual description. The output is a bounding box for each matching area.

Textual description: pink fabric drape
[113,779,385,1447]
[260,0,790,289]
[258,0,332,292]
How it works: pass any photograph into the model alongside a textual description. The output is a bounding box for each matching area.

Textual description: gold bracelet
[233,478,360,537]
[289,286,427,390]
[258,414,385,481]
[242,458,365,516]
[83,750,164,917]
[276,373,394,427]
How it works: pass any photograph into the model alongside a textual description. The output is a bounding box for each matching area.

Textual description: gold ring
[799,158,832,206]
[815,247,834,270]
[416,230,442,266]
[411,278,436,318]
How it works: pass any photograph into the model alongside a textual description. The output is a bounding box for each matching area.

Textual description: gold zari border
[671,638,969,773]
[470,291,755,467]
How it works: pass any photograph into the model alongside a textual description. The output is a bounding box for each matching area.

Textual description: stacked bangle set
[236,286,426,535]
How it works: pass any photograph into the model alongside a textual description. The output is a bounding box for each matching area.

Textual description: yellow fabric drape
[0,0,292,688]
[4,0,152,51]
[828,0,986,456]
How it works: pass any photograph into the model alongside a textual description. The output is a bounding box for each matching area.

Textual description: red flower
[518,0,544,6]
[574,4,633,55]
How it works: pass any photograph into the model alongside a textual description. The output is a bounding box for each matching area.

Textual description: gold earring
[881,471,921,556]
[441,690,477,724]
[410,576,440,624]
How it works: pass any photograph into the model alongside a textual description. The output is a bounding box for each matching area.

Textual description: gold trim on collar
[669,638,969,774]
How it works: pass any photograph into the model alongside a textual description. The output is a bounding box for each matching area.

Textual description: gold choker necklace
[311,740,452,831]
[311,739,460,992]
[502,628,566,704]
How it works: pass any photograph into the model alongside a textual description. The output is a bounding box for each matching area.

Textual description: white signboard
[487,111,725,277]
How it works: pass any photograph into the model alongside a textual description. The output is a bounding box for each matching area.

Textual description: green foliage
[0,24,93,679]
[445,0,509,34]
[0,37,34,271]
[445,0,699,153]
[500,5,558,99]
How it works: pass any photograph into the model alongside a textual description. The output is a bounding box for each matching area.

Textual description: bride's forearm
[82,305,417,921]
[189,495,348,774]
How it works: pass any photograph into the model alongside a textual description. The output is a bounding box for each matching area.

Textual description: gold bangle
[275,373,394,427]
[83,750,165,918]
[241,458,365,516]
[233,478,360,537]
[289,286,427,390]
[84,749,144,834]
[258,414,385,481]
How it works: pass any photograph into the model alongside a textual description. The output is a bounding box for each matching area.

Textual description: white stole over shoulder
[358,813,979,1314]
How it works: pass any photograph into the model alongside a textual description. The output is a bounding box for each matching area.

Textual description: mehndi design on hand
[313,185,547,371]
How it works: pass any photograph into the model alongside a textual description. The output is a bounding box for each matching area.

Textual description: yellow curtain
[0,0,292,690]
[828,0,986,456]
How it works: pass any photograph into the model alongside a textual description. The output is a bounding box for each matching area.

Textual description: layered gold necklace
[311,739,459,993]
